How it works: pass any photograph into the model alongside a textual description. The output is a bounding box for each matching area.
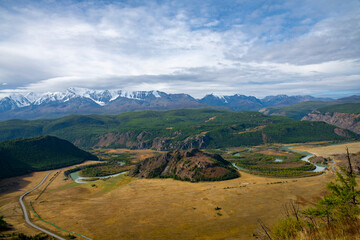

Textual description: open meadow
[1,143,360,239]
[290,141,360,158]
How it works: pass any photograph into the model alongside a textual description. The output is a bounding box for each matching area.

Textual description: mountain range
[0,87,335,120]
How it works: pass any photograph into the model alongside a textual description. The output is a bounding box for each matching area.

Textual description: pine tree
[303,147,360,225]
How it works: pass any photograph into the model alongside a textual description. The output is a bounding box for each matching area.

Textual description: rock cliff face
[129,149,239,182]
[302,111,360,134]
[94,131,210,150]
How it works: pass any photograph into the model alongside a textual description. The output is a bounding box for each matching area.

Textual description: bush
[272,217,303,240]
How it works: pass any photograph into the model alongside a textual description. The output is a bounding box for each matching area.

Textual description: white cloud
[0,0,359,98]
[203,20,220,27]
[242,9,360,65]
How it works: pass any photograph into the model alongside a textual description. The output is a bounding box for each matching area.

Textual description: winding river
[232,146,327,173]
[280,146,326,172]
[71,145,328,182]
[70,170,128,183]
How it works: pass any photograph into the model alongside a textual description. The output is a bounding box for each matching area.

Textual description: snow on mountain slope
[0,88,165,110]
[8,93,32,107]
[0,88,339,119]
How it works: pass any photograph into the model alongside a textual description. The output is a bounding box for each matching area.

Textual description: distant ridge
[260,96,360,120]
[0,87,339,120]
[0,109,357,151]
[302,103,360,134]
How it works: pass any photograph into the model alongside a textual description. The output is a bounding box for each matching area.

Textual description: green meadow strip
[29,202,93,240]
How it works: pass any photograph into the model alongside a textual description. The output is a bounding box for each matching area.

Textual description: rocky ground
[302,111,360,134]
[129,149,239,181]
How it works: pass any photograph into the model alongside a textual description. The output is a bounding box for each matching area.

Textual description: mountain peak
[0,88,338,120]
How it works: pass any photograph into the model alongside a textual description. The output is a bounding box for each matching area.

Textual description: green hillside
[0,136,97,178]
[0,109,358,150]
[262,101,360,120]
[260,101,334,120]
[317,103,360,114]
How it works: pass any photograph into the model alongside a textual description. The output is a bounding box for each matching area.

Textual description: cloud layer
[0,0,359,98]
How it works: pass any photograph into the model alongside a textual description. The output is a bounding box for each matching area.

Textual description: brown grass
[205,116,216,122]
[1,166,335,239]
[290,142,360,173]
[258,149,288,156]
[297,220,360,240]
[236,125,266,135]
[106,148,161,162]
[0,160,99,236]
[6,145,358,239]
[290,141,360,158]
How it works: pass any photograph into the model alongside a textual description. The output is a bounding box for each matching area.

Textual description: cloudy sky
[0,0,359,98]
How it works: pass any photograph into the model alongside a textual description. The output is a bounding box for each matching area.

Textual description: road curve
[19,171,67,240]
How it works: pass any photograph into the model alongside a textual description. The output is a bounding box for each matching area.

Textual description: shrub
[272,217,303,240]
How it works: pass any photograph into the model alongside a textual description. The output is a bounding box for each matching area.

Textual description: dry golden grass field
[1,143,359,240]
[291,141,360,172]
[290,141,360,158]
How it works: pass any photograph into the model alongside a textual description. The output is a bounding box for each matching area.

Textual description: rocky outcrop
[302,111,360,134]
[333,128,350,137]
[95,131,151,148]
[94,131,210,151]
[129,149,239,182]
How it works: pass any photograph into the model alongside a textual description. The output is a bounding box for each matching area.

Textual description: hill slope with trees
[129,148,239,182]
[0,109,358,150]
[0,136,97,178]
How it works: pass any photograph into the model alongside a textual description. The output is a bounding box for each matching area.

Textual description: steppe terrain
[1,142,359,239]
[291,141,360,157]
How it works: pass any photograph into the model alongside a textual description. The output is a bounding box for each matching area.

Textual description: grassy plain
[290,141,360,157]
[0,148,337,240]
[97,148,161,162]
[0,160,99,236]
[3,143,360,239]
[291,141,360,175]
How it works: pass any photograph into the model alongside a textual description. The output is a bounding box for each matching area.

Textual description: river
[280,146,326,172]
[232,146,327,173]
[70,170,128,183]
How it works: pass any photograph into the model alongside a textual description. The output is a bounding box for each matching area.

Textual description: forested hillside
[260,100,360,120]
[259,101,334,120]
[0,109,358,151]
[317,103,360,114]
[0,136,97,178]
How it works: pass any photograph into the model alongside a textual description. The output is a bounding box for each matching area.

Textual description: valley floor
[1,142,360,240]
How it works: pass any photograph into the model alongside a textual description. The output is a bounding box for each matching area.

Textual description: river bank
[70,170,128,183]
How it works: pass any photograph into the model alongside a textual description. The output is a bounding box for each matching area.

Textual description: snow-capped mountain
[0,88,335,120]
[0,93,32,112]
[199,94,263,111]
[0,88,164,108]
[0,88,201,120]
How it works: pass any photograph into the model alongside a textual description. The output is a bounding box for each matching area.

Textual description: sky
[0,0,359,98]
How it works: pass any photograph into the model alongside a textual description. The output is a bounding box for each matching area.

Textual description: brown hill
[129,149,239,182]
